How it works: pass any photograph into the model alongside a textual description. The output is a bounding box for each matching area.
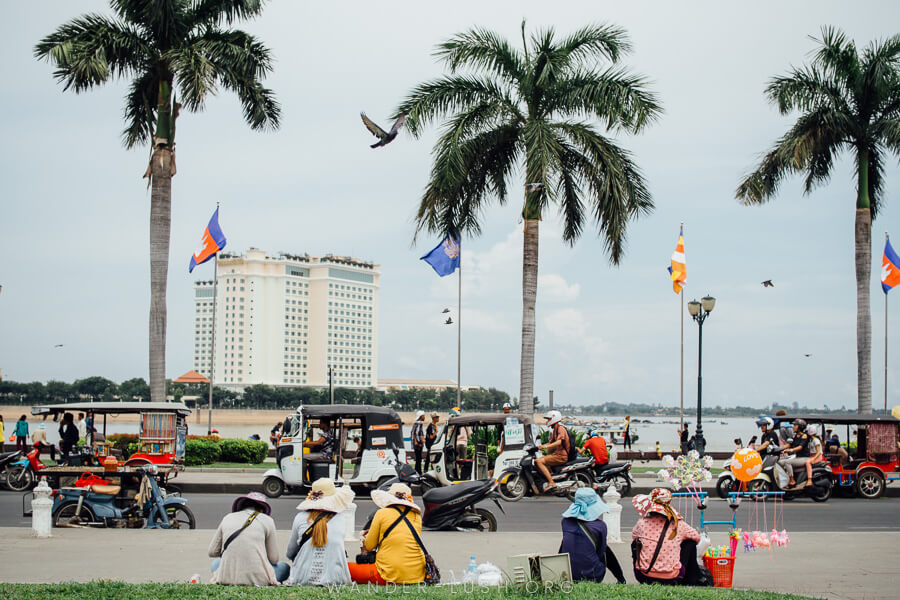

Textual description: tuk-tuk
[781,413,899,499]
[262,404,405,498]
[430,413,535,485]
[30,401,190,466]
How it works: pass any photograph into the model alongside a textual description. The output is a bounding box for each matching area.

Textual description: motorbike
[5,446,48,492]
[0,450,24,490]
[50,465,195,529]
[591,461,635,496]
[376,445,442,493]
[368,444,502,531]
[717,454,832,502]
[496,444,595,502]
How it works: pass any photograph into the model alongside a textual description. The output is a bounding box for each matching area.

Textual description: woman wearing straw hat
[208,492,289,585]
[285,478,356,586]
[559,487,625,583]
[352,483,426,585]
[631,488,700,585]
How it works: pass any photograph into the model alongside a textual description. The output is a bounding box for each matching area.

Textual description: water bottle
[468,556,477,573]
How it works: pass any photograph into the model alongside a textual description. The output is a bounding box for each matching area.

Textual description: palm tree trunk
[519,218,539,414]
[855,148,872,414]
[149,147,174,403]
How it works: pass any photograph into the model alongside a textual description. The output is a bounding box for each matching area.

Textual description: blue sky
[1,1,898,411]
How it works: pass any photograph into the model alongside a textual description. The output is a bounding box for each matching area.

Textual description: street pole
[695,317,705,456]
[457,252,462,410]
[329,365,334,405]
[207,252,218,435]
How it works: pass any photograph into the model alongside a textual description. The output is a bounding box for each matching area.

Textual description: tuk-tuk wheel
[856,470,885,499]
[263,476,285,498]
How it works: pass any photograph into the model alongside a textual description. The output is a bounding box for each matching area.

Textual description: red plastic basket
[703,556,735,588]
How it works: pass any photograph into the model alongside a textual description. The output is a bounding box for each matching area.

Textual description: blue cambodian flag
[421,235,460,277]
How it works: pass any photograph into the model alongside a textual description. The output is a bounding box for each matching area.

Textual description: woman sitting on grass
[631,488,701,585]
[286,478,355,586]
[559,487,626,583]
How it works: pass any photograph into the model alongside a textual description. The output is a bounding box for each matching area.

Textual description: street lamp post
[687,295,716,457]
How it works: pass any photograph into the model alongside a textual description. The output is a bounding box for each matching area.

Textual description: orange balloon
[731,448,763,482]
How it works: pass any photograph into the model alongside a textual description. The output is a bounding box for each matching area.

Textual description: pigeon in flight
[803,354,812,358]
[360,112,406,148]
[761,280,774,288]
[54,344,64,348]
[444,317,453,325]
[442,308,450,313]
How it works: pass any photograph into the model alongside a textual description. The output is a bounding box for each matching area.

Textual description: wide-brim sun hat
[233,491,272,516]
[297,478,355,513]
[632,488,681,520]
[371,482,421,513]
[562,487,609,521]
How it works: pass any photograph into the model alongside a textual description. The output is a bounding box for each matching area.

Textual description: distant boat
[720,421,728,425]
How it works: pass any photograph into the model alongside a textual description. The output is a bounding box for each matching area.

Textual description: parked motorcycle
[50,465,195,529]
[376,445,442,493]
[496,444,595,502]
[5,446,47,492]
[0,450,24,490]
[716,454,832,502]
[591,461,635,496]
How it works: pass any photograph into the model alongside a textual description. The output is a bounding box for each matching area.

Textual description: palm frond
[189,0,266,27]
[435,27,525,84]
[34,14,150,92]
[811,26,860,82]
[863,143,885,218]
[766,65,852,116]
[556,23,630,66]
[110,0,185,46]
[543,67,661,132]
[394,76,520,137]
[122,70,159,148]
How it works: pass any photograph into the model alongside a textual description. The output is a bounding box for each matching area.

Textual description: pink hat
[233,491,271,516]
[632,488,681,519]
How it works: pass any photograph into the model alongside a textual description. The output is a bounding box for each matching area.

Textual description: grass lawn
[194,462,271,469]
[0,582,818,600]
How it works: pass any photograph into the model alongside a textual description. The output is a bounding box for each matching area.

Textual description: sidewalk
[0,527,892,599]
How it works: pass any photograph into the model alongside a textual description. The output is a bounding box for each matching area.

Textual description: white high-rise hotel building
[193,248,379,390]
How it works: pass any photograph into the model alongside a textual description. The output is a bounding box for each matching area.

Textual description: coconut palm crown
[396,23,661,413]
[35,0,280,405]
[736,27,900,414]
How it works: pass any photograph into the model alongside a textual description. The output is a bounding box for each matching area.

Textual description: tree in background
[396,22,660,414]
[35,0,280,404]
[737,27,900,414]
[119,377,151,402]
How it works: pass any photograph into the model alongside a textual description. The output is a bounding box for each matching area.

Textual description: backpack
[562,427,578,462]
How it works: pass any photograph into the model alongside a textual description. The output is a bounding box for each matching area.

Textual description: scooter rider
[777,419,810,489]
[537,411,570,490]
[754,418,781,456]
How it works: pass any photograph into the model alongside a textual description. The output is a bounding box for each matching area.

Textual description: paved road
[3,490,900,531]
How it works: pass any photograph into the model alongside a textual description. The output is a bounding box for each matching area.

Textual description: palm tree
[397,23,661,413]
[35,0,280,403]
[736,27,900,414]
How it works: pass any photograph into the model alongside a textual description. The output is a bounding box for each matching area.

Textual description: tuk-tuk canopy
[777,413,900,426]
[32,401,191,417]
[298,404,401,427]
[447,412,533,426]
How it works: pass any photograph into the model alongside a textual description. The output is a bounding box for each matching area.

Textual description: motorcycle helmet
[756,417,774,430]
[543,410,563,426]
[806,424,818,436]
[449,407,461,416]
[588,429,602,439]
[793,418,807,430]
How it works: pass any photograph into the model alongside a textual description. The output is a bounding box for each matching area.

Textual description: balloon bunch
[658,450,713,505]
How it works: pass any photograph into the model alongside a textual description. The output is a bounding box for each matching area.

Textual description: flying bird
[54,344,64,348]
[360,112,406,148]
[441,308,450,313]
[804,354,812,358]
[761,280,774,288]
[444,317,453,325]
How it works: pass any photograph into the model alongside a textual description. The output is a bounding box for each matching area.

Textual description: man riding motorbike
[582,429,609,467]
[777,419,810,489]
[536,411,570,491]
[754,418,782,457]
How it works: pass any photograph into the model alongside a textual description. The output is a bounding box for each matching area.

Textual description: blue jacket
[15,420,29,436]
[559,517,607,582]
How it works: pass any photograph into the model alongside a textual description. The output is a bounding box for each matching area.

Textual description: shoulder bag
[223,511,259,553]
[631,518,670,575]
[400,513,440,585]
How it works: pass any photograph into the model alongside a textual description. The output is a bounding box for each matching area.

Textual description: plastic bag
[696,532,711,560]
[774,464,789,489]
[475,562,503,586]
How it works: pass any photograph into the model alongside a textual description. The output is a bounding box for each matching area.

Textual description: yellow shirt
[364,506,426,584]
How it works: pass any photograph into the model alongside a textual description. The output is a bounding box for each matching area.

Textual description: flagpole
[886,232,889,414]
[457,247,462,409]
[207,204,220,435]
[680,288,684,427]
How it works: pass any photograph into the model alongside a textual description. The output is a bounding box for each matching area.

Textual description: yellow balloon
[731,448,763,482]
[891,406,900,420]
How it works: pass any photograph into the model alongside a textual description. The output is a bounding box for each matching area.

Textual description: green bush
[125,442,140,459]
[218,439,268,464]
[184,439,221,466]
[107,434,139,458]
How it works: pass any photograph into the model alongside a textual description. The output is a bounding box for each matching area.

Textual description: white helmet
[502,402,511,409]
[544,410,563,426]
[415,410,425,419]
[806,424,818,436]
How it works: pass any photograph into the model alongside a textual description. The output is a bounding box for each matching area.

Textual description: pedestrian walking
[424,413,439,470]
[411,411,425,473]
[623,416,633,451]
[15,415,29,452]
